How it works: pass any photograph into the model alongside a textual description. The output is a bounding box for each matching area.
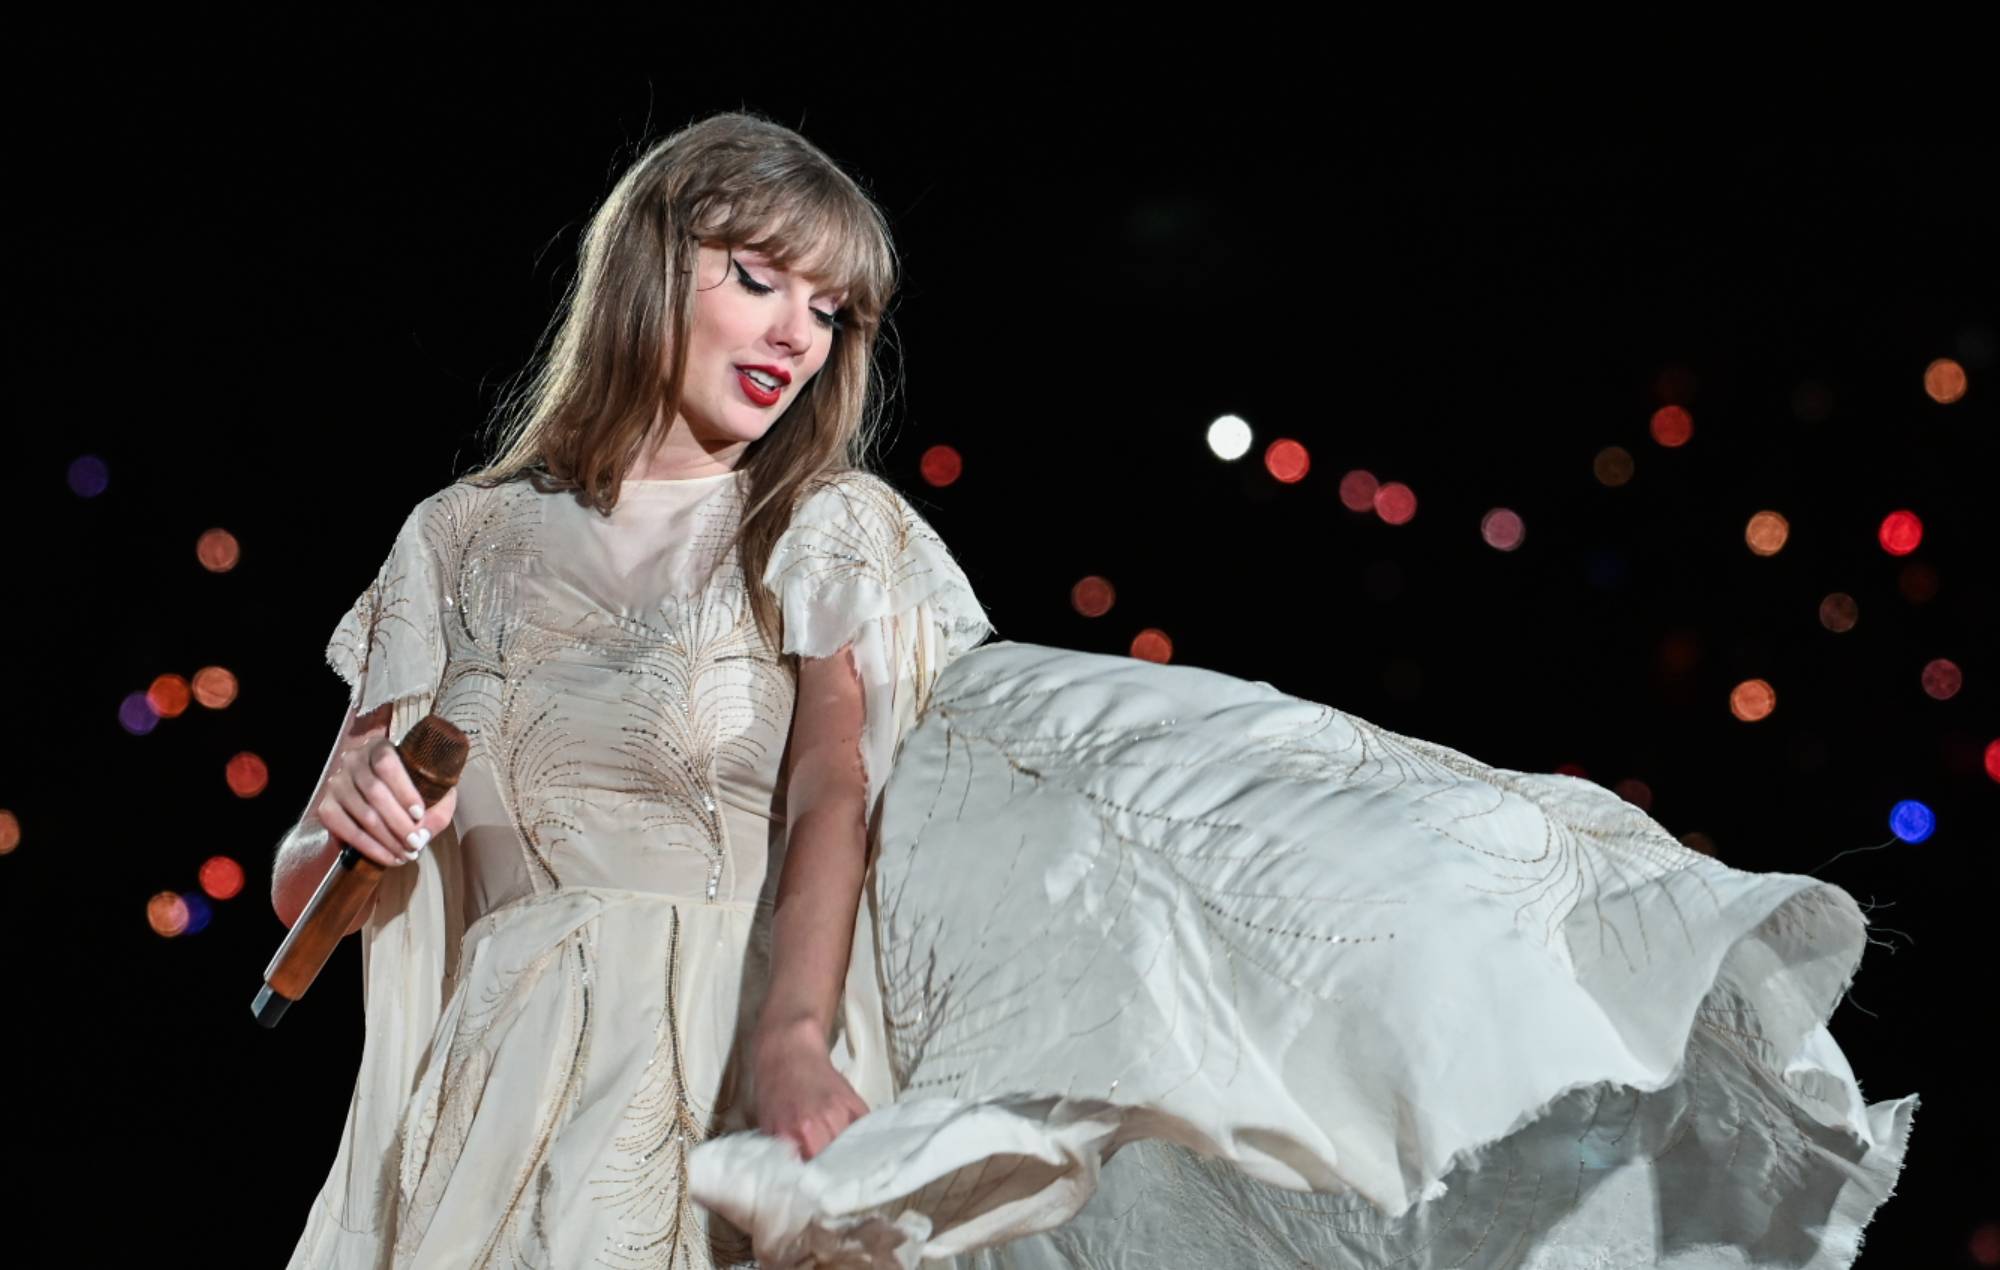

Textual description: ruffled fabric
[756,470,996,1115]
[688,641,1916,1269]
[325,498,450,727]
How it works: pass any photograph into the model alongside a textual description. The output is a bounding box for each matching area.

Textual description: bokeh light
[1729,679,1776,722]
[1897,561,1940,604]
[1921,658,1963,701]
[1554,762,1589,779]
[1480,508,1525,551]
[1658,630,1701,674]
[1206,415,1252,461]
[1744,511,1790,556]
[1264,438,1310,484]
[0,810,18,856]
[1649,405,1693,448]
[196,528,241,572]
[1971,1220,2000,1267]
[1923,357,1967,404]
[1593,445,1635,487]
[147,674,191,718]
[148,891,190,938]
[119,691,160,736]
[1612,778,1653,811]
[200,855,246,900]
[180,891,214,935]
[192,666,238,709]
[1877,509,1923,556]
[1818,593,1858,633]
[1374,481,1417,525]
[226,752,269,798]
[1130,629,1173,663]
[1338,469,1379,512]
[1679,831,1718,857]
[1985,739,2000,784]
[1888,799,1935,844]
[919,444,962,488]
[1070,575,1115,618]
[68,454,109,497]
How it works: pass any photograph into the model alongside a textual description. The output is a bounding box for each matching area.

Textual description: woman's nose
[768,302,815,353]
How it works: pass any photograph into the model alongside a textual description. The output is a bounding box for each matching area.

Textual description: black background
[5,15,1994,1265]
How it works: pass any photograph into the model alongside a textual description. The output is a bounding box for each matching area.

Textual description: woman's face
[677,238,845,448]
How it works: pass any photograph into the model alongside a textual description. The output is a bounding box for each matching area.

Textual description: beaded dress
[289,467,1914,1270]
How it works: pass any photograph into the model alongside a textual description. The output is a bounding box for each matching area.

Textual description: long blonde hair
[465,110,901,653]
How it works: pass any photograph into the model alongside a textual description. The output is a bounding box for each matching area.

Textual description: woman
[276,110,985,1265]
[279,111,1914,1269]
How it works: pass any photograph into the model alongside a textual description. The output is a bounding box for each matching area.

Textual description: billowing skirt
[690,640,1915,1269]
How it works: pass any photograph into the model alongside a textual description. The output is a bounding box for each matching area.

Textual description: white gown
[287,464,1913,1269]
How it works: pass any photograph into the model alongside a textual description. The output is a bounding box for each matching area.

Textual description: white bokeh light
[1207,414,1252,461]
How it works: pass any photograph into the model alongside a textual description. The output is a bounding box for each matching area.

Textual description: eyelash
[732,260,843,333]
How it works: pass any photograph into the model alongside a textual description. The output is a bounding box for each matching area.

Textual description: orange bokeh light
[0,809,18,855]
[1338,469,1379,512]
[1593,445,1635,486]
[1071,575,1116,618]
[226,752,269,798]
[1921,658,1963,701]
[193,666,238,709]
[1877,510,1923,556]
[1264,438,1310,484]
[1679,831,1717,857]
[1730,679,1776,722]
[1374,481,1417,525]
[196,528,241,572]
[1130,629,1174,663]
[1744,511,1789,556]
[919,444,963,488]
[148,891,190,938]
[1923,357,1967,405]
[147,673,192,718]
[199,855,245,900]
[1649,405,1693,448]
[1818,593,1858,633]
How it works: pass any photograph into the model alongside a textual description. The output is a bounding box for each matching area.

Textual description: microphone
[251,714,470,1028]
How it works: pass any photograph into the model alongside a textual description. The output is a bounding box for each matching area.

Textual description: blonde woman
[278,111,1913,1269]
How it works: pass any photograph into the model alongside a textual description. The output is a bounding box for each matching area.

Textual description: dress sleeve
[325,496,451,745]
[763,471,994,820]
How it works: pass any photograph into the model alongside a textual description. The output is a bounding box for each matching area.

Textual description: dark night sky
[4,15,1994,1264]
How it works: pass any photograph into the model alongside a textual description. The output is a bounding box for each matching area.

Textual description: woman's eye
[813,308,844,333]
[735,258,842,333]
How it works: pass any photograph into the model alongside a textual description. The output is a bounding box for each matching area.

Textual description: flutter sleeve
[763,470,995,822]
[325,496,451,746]
[760,471,994,1110]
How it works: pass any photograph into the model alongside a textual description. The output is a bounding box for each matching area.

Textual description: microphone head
[399,715,471,791]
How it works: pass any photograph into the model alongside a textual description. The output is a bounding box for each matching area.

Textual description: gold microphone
[251,714,470,1027]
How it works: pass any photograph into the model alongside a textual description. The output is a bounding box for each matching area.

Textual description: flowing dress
[289,466,1914,1270]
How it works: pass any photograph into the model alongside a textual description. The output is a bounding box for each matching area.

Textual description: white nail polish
[408,802,425,821]
[406,828,431,851]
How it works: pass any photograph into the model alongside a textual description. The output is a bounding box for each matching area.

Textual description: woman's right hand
[316,734,459,869]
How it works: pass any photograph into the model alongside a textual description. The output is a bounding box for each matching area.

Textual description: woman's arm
[270,699,395,934]
[755,642,872,1052]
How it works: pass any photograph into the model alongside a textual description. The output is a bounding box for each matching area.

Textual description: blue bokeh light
[68,455,109,498]
[1888,799,1936,844]
[118,691,159,736]
[179,891,214,936]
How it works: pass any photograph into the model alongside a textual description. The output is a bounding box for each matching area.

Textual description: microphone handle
[250,736,459,1029]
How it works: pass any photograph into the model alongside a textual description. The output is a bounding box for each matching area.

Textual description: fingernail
[406,828,431,851]
[408,802,425,821]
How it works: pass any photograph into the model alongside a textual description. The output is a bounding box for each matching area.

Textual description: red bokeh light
[148,892,190,938]
[1877,510,1923,556]
[1480,508,1525,551]
[1612,778,1653,811]
[226,752,269,798]
[1921,658,1963,701]
[1985,739,2000,784]
[1554,763,1589,779]
[1730,679,1776,722]
[1070,576,1115,618]
[1264,439,1310,484]
[1924,357,1968,405]
[0,810,18,856]
[1338,469,1379,512]
[196,528,241,573]
[919,444,963,488]
[1649,405,1693,447]
[1374,482,1417,525]
[199,855,246,900]
[147,674,191,719]
[1130,629,1174,663]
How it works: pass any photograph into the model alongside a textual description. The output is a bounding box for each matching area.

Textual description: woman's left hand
[752,1021,870,1161]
